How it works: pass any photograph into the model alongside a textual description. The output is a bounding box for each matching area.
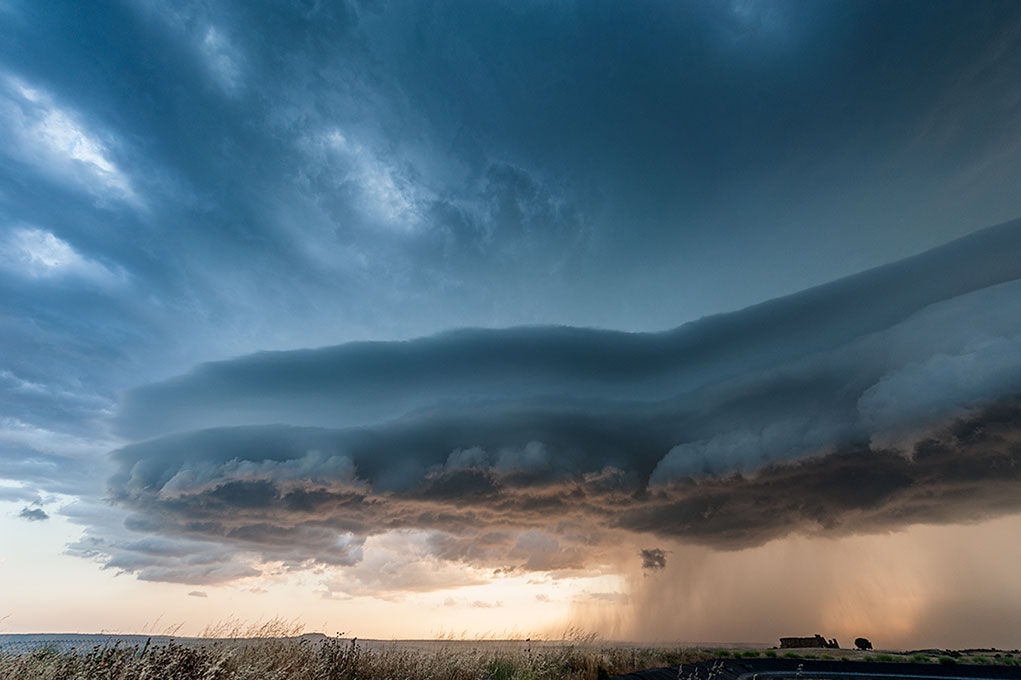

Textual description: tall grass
[0,635,712,680]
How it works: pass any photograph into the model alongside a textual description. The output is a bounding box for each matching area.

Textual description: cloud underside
[88,221,1021,585]
[95,401,1021,581]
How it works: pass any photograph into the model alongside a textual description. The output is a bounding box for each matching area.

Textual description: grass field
[0,634,713,680]
[6,629,1021,680]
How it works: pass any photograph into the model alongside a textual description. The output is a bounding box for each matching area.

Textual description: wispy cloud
[300,128,434,233]
[200,26,243,93]
[0,417,113,460]
[0,484,41,504]
[0,227,122,284]
[0,74,140,204]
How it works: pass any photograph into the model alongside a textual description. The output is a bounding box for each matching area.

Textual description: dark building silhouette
[779,635,840,649]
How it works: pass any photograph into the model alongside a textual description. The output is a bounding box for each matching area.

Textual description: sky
[2,0,1021,648]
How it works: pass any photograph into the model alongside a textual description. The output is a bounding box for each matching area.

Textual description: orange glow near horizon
[3,499,1021,648]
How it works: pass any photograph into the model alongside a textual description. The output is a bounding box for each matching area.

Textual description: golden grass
[0,635,711,680]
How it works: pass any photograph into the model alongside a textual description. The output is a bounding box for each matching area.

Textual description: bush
[939,656,957,665]
[855,638,873,651]
[764,650,777,658]
[784,652,801,659]
[875,654,895,662]
[714,650,731,657]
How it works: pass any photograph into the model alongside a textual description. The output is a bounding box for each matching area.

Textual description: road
[616,658,1021,680]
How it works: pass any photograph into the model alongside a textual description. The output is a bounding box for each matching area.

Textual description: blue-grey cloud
[79,221,1021,583]
[18,506,49,521]
[2,0,1021,590]
[0,485,41,504]
[114,219,1021,440]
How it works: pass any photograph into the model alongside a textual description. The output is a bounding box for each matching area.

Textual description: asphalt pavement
[615,657,1021,680]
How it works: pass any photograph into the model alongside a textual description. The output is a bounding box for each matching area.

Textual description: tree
[855,638,873,651]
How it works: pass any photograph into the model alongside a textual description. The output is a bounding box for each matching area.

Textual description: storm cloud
[83,220,1021,584]
[6,1,1021,505]
[115,218,1021,439]
[3,1,1021,629]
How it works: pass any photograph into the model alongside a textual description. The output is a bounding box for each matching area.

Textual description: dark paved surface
[614,667,681,680]
[616,659,1021,680]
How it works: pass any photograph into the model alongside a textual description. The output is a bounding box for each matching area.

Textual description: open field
[0,634,712,680]
[4,635,1021,680]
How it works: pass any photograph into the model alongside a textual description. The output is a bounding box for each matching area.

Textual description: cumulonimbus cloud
[113,219,1021,439]
[85,219,1021,586]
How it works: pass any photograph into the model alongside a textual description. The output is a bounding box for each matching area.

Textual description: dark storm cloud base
[94,400,1021,583]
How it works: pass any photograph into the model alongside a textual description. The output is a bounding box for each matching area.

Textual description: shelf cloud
[80,220,1021,586]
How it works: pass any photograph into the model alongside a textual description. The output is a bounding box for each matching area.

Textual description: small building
[779,634,839,649]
